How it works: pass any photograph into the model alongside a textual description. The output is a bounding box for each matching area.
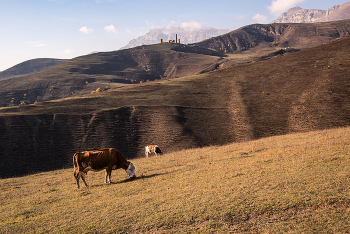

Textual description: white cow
[145,145,163,157]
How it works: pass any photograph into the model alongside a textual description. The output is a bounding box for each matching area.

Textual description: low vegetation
[1,127,349,233]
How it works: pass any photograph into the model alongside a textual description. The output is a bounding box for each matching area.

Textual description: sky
[0,0,348,71]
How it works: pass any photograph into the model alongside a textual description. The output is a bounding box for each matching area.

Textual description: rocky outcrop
[271,1,350,23]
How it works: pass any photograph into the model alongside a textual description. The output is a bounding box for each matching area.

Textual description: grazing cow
[73,148,136,188]
[145,145,163,157]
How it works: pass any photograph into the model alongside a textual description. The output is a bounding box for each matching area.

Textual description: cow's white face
[126,162,136,178]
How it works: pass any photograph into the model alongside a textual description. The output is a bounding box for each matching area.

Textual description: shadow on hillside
[115,173,166,184]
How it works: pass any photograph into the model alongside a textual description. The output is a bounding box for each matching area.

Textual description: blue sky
[0,0,348,71]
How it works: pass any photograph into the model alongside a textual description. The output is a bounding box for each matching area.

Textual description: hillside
[271,1,350,23]
[0,58,67,81]
[0,33,349,178]
[121,27,231,49]
[2,20,350,108]
[194,19,350,54]
[0,43,224,107]
[0,127,349,232]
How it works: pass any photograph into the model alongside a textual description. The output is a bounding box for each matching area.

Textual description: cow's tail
[73,153,78,177]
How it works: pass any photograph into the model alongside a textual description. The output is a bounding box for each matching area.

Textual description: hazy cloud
[79,26,94,34]
[268,0,306,15]
[180,21,202,31]
[63,49,76,55]
[253,13,268,23]
[28,41,46,47]
[166,20,177,29]
[235,15,245,20]
[104,25,118,33]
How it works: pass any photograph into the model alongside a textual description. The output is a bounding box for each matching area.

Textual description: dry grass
[1,127,349,233]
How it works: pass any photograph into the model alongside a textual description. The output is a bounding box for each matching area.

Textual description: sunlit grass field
[1,127,349,233]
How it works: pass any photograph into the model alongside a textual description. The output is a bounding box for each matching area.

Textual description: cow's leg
[105,170,108,183]
[81,173,88,187]
[75,171,82,188]
[105,169,112,183]
[146,151,149,158]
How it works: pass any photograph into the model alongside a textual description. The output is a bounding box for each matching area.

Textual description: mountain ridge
[194,20,350,53]
[271,1,350,23]
[0,58,67,81]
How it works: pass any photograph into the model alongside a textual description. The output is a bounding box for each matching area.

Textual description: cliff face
[120,27,231,49]
[271,1,350,23]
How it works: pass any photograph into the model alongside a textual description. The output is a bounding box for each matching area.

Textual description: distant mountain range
[271,1,350,23]
[120,27,231,49]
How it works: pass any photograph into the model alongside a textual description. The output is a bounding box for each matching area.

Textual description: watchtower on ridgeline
[159,34,180,44]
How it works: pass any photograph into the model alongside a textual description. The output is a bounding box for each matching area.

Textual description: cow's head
[126,162,136,178]
[155,147,163,155]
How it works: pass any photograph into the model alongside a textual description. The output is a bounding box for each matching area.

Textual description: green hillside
[0,127,349,233]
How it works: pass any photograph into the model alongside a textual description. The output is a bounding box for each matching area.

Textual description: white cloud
[104,25,118,34]
[28,41,46,48]
[63,49,76,55]
[268,0,306,15]
[180,21,202,31]
[236,15,245,20]
[79,26,94,34]
[253,13,268,24]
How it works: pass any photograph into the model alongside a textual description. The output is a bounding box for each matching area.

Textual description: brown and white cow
[73,148,136,188]
[145,145,163,158]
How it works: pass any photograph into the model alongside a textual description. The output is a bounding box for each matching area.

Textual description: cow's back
[86,149,115,170]
[97,148,129,169]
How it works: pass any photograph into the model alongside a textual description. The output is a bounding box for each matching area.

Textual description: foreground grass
[1,127,349,233]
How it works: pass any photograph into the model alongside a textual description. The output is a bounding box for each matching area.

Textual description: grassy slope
[0,127,349,233]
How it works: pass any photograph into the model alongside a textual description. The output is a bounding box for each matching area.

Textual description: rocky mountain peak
[271,1,350,23]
